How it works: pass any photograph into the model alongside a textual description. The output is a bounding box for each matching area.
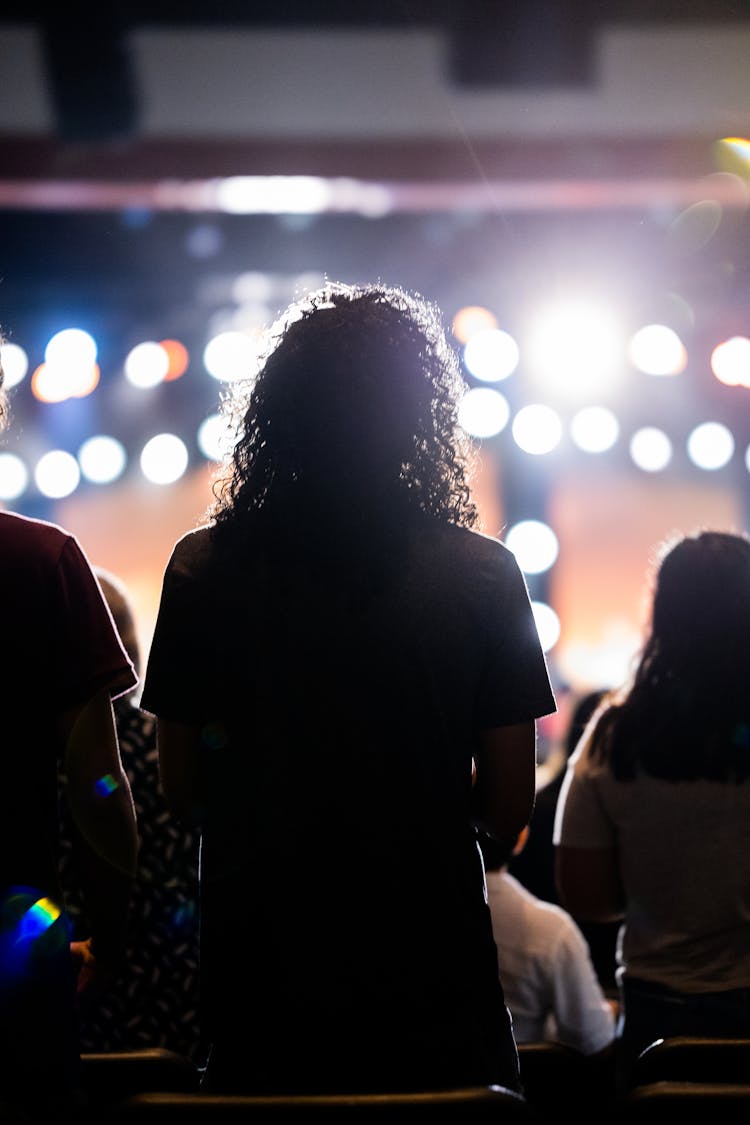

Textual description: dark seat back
[630,1036,750,1086]
[622,1080,750,1124]
[80,1048,200,1108]
[107,1085,539,1121]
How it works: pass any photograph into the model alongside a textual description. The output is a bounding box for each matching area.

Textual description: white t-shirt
[554,736,750,993]
[485,868,616,1055]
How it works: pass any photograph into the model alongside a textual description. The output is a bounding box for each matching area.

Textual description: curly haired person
[142,283,556,1096]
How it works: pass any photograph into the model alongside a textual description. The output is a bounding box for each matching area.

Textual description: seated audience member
[509,688,619,994]
[479,828,616,1057]
[59,569,203,1066]
[554,529,750,1092]
[0,352,138,1119]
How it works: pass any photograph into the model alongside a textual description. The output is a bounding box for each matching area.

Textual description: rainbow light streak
[95,773,119,797]
[16,897,61,943]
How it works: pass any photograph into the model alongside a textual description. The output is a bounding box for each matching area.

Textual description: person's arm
[60,688,138,996]
[554,845,625,923]
[552,735,625,924]
[157,717,204,826]
[473,720,537,841]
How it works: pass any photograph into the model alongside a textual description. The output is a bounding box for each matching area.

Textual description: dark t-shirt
[0,511,136,901]
[142,516,556,1092]
[0,510,136,1096]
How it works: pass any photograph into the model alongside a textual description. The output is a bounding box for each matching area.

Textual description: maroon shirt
[0,511,136,903]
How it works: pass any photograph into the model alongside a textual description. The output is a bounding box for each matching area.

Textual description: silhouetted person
[480,826,616,1056]
[509,689,618,993]
[0,352,138,1121]
[59,569,203,1064]
[555,529,750,1091]
[141,282,556,1096]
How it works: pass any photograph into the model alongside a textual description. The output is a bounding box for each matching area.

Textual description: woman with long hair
[554,529,750,1089]
[142,282,555,1095]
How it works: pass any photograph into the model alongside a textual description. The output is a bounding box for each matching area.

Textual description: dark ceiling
[2,1,747,145]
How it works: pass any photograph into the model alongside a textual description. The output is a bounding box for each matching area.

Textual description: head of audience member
[478,827,529,874]
[564,688,608,760]
[209,282,479,542]
[650,529,750,667]
[593,528,750,782]
[95,568,141,687]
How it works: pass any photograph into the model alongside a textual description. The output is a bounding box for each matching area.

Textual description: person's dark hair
[209,282,478,558]
[476,829,519,873]
[95,568,141,680]
[591,530,750,782]
[564,688,607,759]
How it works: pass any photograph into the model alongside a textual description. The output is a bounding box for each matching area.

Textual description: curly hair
[209,282,478,542]
[591,530,750,782]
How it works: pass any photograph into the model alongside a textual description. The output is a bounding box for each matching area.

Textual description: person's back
[145,505,552,1093]
[141,282,556,1096]
[479,830,616,1056]
[509,689,618,993]
[0,359,138,1119]
[554,529,750,1088]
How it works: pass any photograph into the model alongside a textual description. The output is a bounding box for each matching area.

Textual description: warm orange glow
[31,361,100,403]
[452,305,498,344]
[73,363,100,397]
[160,339,190,381]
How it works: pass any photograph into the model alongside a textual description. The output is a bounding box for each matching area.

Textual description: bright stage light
[452,305,498,344]
[35,450,80,499]
[570,405,620,453]
[463,328,519,382]
[628,324,687,376]
[512,404,563,455]
[160,339,190,381]
[78,436,127,484]
[686,422,734,470]
[0,342,29,388]
[0,452,28,500]
[531,601,561,653]
[140,434,189,485]
[32,360,100,402]
[125,342,170,388]
[33,328,101,402]
[45,328,97,370]
[711,336,750,387]
[457,387,510,439]
[525,298,623,399]
[216,176,332,214]
[197,413,235,462]
[505,520,559,575]
[203,330,263,383]
[629,427,672,472]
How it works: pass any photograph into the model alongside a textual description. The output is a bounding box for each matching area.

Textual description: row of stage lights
[0,320,566,652]
[453,301,750,472]
[2,296,750,504]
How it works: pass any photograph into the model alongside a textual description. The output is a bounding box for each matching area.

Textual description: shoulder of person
[168,524,216,575]
[434,521,519,569]
[0,508,77,565]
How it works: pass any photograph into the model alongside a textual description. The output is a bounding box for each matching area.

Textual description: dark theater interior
[2,4,750,1116]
